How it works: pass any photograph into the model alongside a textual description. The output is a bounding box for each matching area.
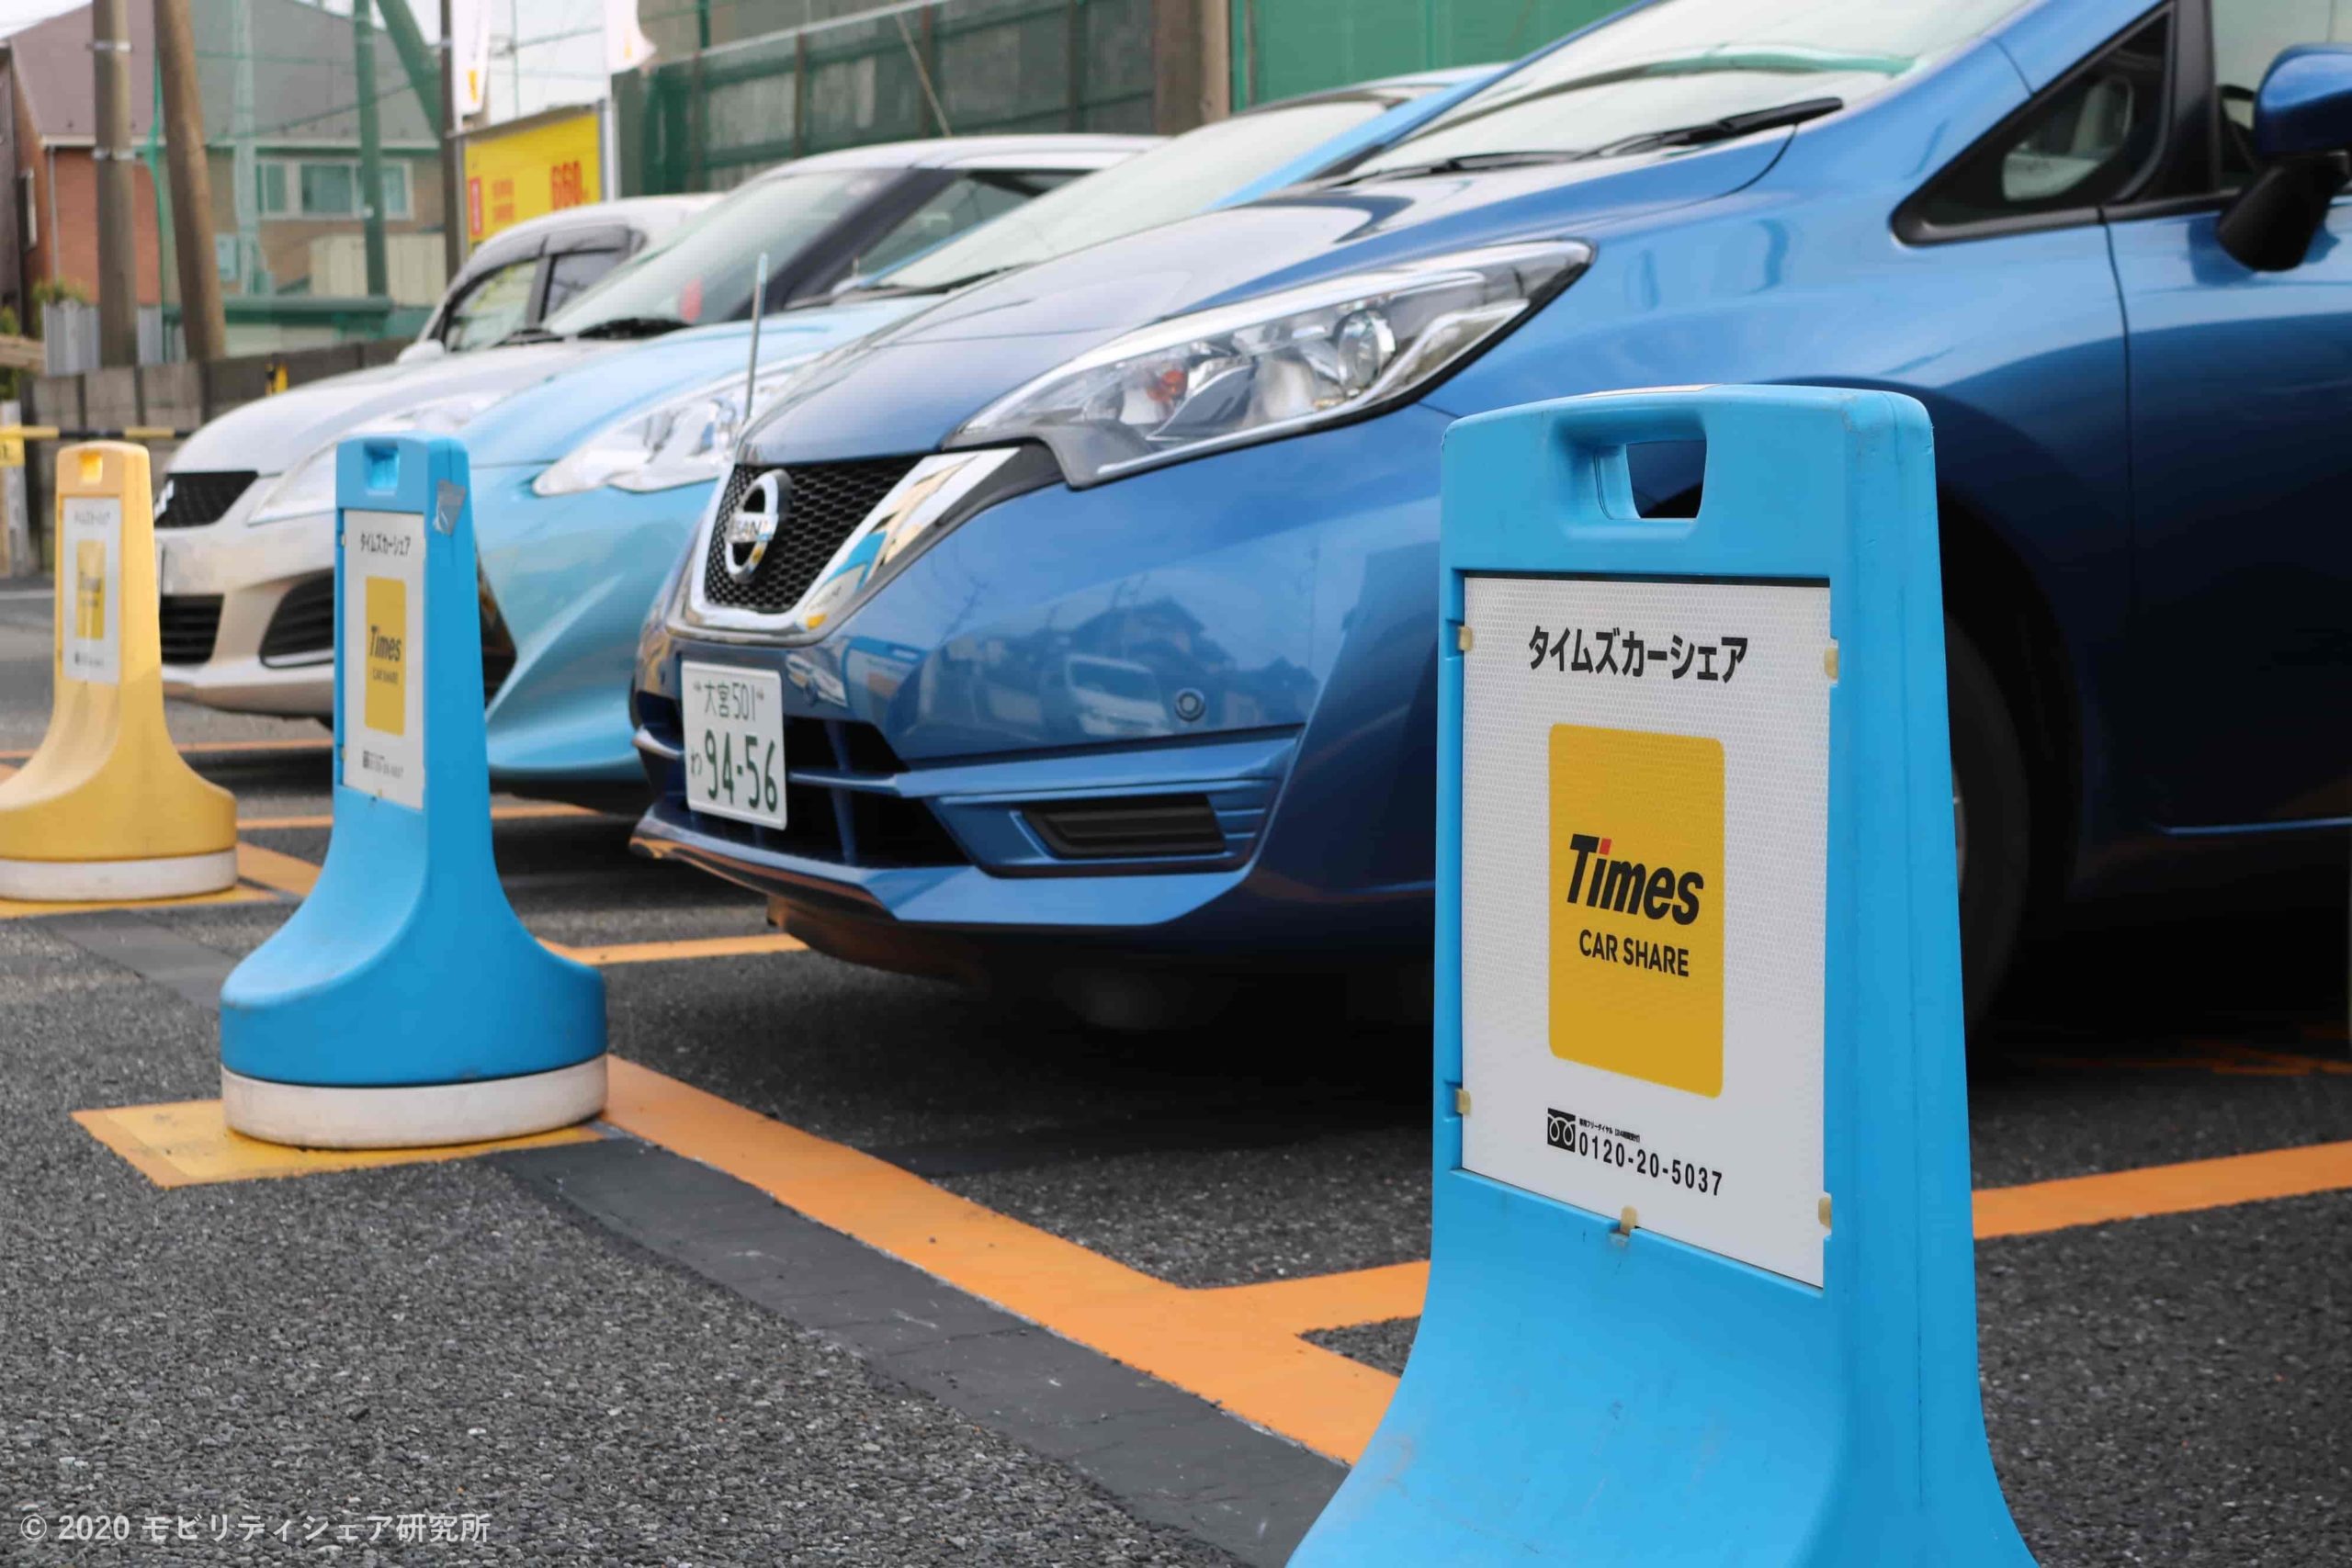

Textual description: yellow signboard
[363,576,408,736]
[1547,723,1725,1098]
[460,107,603,245]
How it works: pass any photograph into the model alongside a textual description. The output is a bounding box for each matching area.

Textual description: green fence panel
[632,0,1152,196]
[1228,0,1626,107]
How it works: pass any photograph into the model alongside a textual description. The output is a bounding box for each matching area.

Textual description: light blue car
[461,67,1502,801]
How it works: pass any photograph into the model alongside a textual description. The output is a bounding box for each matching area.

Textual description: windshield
[1351,0,2025,175]
[868,96,1399,291]
[545,168,893,334]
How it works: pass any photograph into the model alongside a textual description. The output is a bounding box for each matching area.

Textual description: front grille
[157,594,222,664]
[155,470,256,528]
[698,457,922,616]
[1025,795,1227,860]
[258,573,334,665]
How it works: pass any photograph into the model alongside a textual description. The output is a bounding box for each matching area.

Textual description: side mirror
[396,338,448,365]
[2217,44,2352,271]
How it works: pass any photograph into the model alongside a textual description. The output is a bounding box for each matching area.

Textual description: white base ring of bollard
[220,1057,607,1149]
[0,848,239,902]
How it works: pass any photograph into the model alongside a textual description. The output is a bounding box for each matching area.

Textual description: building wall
[200,148,447,299]
[28,146,164,307]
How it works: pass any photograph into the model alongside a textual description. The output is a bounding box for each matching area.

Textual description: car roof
[758,134,1159,177]
[487,194,718,248]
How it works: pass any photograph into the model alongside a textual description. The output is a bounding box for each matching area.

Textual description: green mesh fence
[629,0,1154,195]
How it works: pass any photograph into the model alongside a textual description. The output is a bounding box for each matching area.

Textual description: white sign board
[60,496,121,685]
[343,509,426,810]
[1460,574,1832,1285]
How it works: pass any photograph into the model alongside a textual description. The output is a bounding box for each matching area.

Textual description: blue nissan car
[452,69,1498,798]
[634,0,2352,1025]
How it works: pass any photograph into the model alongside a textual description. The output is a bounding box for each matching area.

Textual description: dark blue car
[633,0,2352,1025]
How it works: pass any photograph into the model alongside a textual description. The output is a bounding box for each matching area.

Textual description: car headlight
[247,391,507,524]
[533,365,811,498]
[947,241,1590,486]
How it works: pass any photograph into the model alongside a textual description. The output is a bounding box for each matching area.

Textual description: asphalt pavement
[1,579,2347,1565]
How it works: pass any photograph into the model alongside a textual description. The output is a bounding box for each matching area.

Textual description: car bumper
[154,507,335,716]
[629,403,1453,968]
[475,464,717,793]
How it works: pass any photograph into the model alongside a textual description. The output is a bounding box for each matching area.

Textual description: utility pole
[154,0,225,361]
[90,0,138,366]
[440,0,464,278]
[1151,0,1228,135]
[354,0,390,299]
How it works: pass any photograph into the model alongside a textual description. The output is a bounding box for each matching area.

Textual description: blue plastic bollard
[1292,388,2032,1564]
[219,435,605,1149]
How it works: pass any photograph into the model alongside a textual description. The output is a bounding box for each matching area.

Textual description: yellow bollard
[0,443,236,898]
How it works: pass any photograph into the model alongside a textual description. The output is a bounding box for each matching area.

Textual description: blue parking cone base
[219,436,605,1149]
[1293,389,2031,1564]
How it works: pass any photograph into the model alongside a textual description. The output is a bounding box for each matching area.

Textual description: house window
[260,158,414,220]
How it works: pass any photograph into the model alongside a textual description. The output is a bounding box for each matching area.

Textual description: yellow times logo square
[1548,723,1725,1097]
[74,539,106,642]
[363,575,407,736]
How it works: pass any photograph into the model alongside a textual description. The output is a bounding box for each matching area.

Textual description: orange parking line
[1197,1262,1430,1335]
[558,933,806,966]
[0,736,331,763]
[0,884,271,920]
[601,1058,1397,1463]
[233,841,321,897]
[73,1099,598,1188]
[1973,1139,2352,1239]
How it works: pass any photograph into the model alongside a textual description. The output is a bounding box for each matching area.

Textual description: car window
[845,172,1074,282]
[2212,0,2352,186]
[441,259,539,352]
[541,248,623,317]
[868,98,1391,290]
[544,168,893,334]
[1351,0,2027,175]
[1908,13,2170,229]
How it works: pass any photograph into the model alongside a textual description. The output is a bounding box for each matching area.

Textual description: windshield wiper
[571,314,691,341]
[831,265,1017,301]
[1579,96,1842,159]
[1332,149,1585,186]
[495,325,563,346]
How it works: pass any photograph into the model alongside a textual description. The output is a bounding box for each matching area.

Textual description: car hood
[743,134,1791,465]
[458,300,924,468]
[170,340,613,476]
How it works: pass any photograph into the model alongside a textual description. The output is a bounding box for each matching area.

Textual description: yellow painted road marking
[71,1051,2352,1466]
[238,844,794,966]
[1196,1261,1430,1335]
[0,884,271,919]
[0,736,332,763]
[555,932,806,965]
[72,1099,598,1188]
[599,1057,1397,1462]
[1972,1140,2352,1239]
[234,840,321,897]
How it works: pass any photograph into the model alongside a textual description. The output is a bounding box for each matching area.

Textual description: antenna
[741,250,770,443]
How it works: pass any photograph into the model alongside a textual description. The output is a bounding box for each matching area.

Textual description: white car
[151,196,715,713]
[404,195,716,359]
[153,135,1153,716]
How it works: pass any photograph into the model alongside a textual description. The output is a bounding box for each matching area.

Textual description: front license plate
[681,661,786,829]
